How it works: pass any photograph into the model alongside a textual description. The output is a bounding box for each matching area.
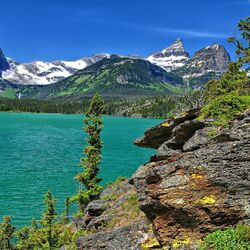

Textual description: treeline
[0,91,203,119]
[0,98,89,114]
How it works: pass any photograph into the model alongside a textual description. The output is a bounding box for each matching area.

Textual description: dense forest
[0,91,203,119]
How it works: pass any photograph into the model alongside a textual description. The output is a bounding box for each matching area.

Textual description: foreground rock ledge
[132,110,250,248]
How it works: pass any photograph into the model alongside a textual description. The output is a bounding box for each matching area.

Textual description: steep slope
[147,38,190,71]
[1,53,110,85]
[174,44,231,87]
[22,56,184,99]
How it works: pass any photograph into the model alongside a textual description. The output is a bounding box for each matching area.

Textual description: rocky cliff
[75,109,250,249]
[174,44,231,87]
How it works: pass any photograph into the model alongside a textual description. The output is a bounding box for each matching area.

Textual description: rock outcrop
[75,109,250,249]
[134,109,200,149]
[132,109,250,249]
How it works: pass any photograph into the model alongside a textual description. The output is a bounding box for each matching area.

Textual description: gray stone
[183,128,209,151]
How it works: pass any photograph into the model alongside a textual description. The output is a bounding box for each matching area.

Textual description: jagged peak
[147,38,190,71]
[161,38,187,54]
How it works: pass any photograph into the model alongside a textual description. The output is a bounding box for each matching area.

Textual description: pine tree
[228,16,250,66]
[0,216,15,249]
[75,93,104,213]
[41,191,56,250]
[64,197,70,224]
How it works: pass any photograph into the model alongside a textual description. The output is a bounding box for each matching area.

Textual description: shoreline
[0,110,164,120]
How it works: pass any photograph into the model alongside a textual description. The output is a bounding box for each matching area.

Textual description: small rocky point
[75,109,250,249]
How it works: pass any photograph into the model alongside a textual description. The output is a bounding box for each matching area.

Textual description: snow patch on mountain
[1,53,110,85]
[147,38,190,71]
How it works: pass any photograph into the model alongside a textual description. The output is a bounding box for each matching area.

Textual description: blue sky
[1,0,249,62]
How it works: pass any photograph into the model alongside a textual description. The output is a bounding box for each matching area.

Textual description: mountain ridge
[0,40,231,98]
[21,56,185,99]
[0,39,230,86]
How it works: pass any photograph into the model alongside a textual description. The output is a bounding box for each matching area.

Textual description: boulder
[166,120,205,150]
[157,142,181,160]
[183,128,209,151]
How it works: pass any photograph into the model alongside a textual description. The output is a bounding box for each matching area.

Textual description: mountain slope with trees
[20,56,185,99]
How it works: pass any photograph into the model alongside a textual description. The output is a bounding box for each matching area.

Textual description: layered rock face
[132,109,250,248]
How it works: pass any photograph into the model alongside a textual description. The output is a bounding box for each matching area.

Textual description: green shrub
[204,63,249,104]
[201,93,247,127]
[206,129,218,138]
[107,176,127,188]
[199,224,250,250]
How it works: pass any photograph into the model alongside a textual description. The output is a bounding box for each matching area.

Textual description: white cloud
[150,27,228,38]
[115,22,229,39]
[81,19,229,39]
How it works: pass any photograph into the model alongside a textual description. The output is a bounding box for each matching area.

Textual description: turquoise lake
[0,112,161,227]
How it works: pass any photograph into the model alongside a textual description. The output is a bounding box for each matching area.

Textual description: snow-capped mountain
[0,40,231,87]
[147,38,190,71]
[1,53,110,85]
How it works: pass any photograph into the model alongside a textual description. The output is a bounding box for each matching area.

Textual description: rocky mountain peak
[147,38,190,72]
[162,38,186,54]
[181,43,231,78]
[0,48,10,76]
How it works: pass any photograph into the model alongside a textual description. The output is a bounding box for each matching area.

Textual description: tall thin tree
[41,191,56,250]
[75,93,104,213]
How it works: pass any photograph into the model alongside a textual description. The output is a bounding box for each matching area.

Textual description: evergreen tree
[228,16,250,66]
[0,216,15,250]
[16,226,33,250]
[41,191,56,250]
[64,197,70,224]
[75,93,104,213]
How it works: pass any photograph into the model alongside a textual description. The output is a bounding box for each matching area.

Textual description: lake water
[0,112,161,227]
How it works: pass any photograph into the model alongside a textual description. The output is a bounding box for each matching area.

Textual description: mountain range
[0,39,231,99]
